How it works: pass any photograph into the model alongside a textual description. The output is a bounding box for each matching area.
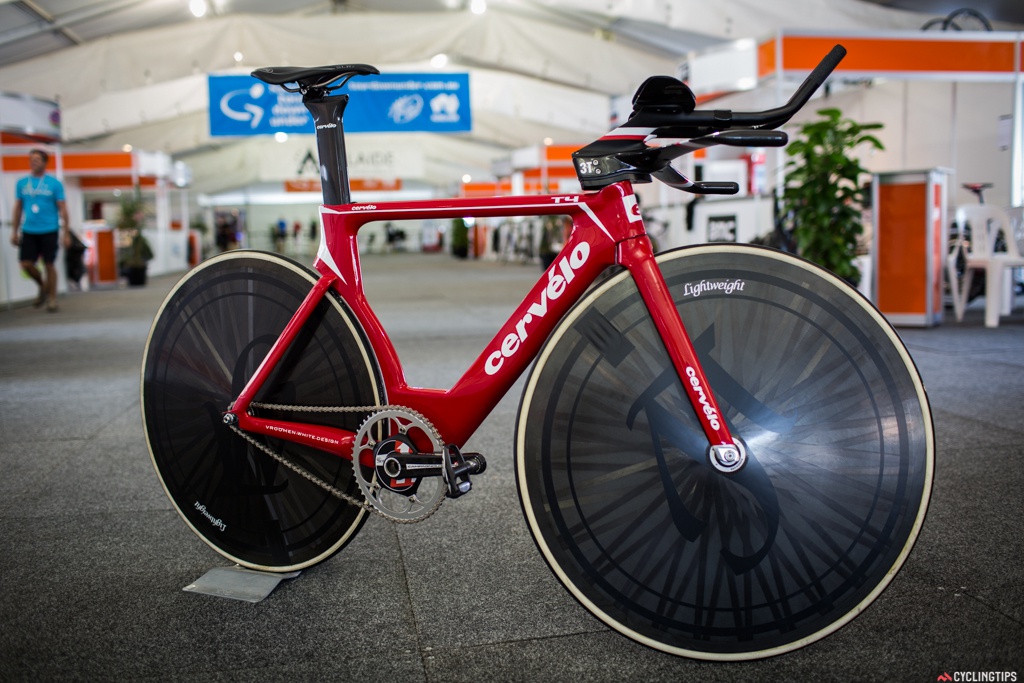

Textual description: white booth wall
[820,79,1015,208]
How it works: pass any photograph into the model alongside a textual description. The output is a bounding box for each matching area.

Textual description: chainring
[352,408,446,521]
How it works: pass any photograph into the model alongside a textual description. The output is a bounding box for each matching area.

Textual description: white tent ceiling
[1,0,1020,196]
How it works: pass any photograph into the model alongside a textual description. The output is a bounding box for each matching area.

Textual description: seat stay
[227,272,362,456]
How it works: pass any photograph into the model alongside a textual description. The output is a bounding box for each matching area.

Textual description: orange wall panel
[781,35,1017,74]
[758,39,777,79]
[93,230,119,284]
[876,181,928,313]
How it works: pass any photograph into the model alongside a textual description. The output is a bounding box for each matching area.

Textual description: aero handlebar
[727,44,847,129]
[572,44,847,192]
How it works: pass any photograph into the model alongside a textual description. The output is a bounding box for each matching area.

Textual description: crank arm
[379,448,487,494]
[379,452,445,479]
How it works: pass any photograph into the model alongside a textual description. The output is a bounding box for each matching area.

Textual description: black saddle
[251,64,379,91]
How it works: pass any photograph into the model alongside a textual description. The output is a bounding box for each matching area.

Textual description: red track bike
[141,45,934,660]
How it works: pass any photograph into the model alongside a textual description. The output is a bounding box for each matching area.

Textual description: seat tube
[304,94,351,205]
[618,237,740,459]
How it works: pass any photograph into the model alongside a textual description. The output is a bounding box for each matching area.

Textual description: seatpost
[303,92,352,205]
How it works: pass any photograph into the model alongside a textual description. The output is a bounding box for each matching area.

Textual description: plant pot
[126,266,148,286]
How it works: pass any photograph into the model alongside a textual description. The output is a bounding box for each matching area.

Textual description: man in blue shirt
[9,149,70,311]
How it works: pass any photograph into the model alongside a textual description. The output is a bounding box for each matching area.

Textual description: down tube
[393,225,618,447]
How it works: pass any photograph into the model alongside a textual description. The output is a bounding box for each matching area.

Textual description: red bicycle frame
[227,180,736,461]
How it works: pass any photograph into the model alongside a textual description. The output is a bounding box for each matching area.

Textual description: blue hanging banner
[208,73,472,137]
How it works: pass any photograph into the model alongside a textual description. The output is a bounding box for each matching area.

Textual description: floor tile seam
[929,407,1024,439]
[19,396,146,444]
[86,398,145,441]
[960,591,1024,627]
[421,627,610,666]
[390,522,433,681]
[0,505,174,523]
[2,401,141,443]
[0,437,92,448]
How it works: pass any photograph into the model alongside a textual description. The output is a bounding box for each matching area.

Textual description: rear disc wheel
[142,251,383,572]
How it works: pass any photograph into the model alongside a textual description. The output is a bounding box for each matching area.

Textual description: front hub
[709,441,747,473]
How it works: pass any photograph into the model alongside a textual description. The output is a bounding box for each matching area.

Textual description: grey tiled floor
[1,253,1021,682]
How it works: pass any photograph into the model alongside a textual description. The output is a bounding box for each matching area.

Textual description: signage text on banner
[208,73,471,137]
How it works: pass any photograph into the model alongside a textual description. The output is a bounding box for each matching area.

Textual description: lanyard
[25,176,47,197]
[25,176,48,214]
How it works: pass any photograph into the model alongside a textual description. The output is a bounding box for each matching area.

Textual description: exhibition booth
[645,28,1023,325]
[438,29,1021,327]
[1,90,192,307]
[3,24,1021,324]
[0,92,69,308]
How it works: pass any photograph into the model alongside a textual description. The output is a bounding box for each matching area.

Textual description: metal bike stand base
[183,566,301,603]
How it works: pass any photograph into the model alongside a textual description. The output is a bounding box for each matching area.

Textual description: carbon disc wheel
[142,251,383,572]
[515,244,934,659]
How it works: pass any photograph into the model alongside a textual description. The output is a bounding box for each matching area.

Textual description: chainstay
[249,401,380,414]
[227,423,373,513]
[229,401,447,524]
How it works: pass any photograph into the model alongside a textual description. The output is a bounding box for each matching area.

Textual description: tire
[515,245,934,660]
[142,251,383,572]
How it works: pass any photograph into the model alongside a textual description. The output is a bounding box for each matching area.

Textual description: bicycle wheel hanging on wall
[142,251,384,572]
[921,7,992,30]
[516,244,934,660]
[943,8,992,30]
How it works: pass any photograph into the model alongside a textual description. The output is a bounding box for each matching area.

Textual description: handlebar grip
[798,44,847,99]
[713,130,788,147]
[785,44,847,114]
[694,182,740,195]
[808,44,848,88]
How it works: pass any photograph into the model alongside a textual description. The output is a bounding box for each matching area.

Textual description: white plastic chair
[948,205,1024,327]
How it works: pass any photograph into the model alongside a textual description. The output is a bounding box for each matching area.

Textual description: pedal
[443,445,487,498]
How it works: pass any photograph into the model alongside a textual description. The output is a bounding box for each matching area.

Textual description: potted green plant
[450,217,469,259]
[781,108,884,286]
[116,188,154,286]
[123,231,154,285]
[538,215,564,269]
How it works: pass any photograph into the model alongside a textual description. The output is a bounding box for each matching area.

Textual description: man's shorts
[19,231,59,265]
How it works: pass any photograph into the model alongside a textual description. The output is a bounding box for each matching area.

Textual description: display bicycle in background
[141,44,934,660]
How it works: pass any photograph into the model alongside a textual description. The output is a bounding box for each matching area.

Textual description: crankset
[374,443,486,496]
[352,408,487,521]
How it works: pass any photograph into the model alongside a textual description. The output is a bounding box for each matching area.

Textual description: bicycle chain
[227,401,446,524]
